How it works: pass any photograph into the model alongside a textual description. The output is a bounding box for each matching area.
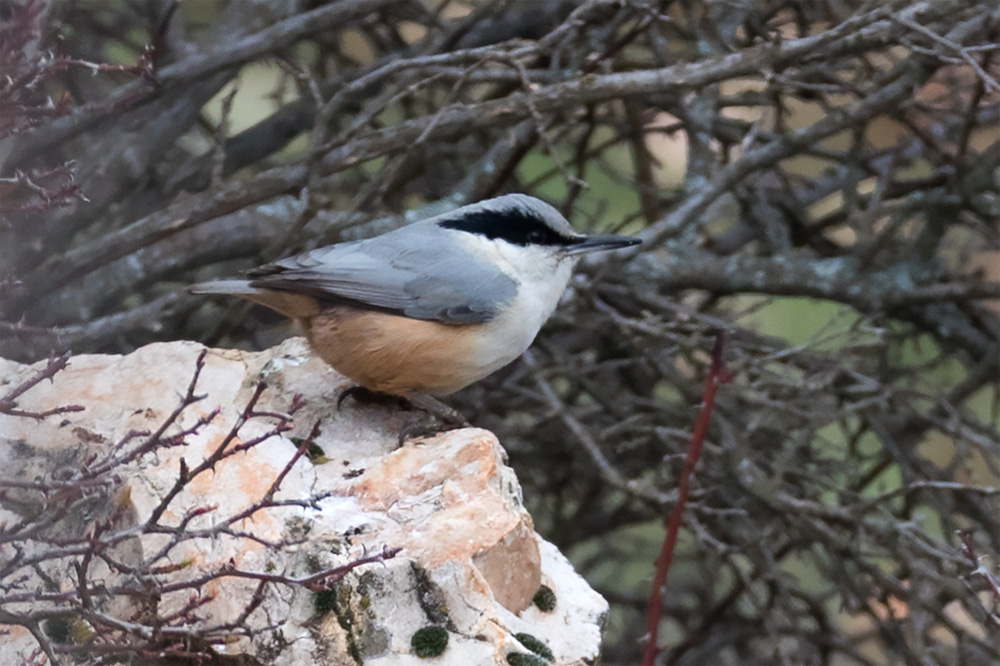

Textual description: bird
[191,193,639,417]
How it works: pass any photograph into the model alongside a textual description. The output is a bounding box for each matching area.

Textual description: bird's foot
[336,386,469,446]
[402,394,469,427]
[337,385,407,410]
[397,394,470,447]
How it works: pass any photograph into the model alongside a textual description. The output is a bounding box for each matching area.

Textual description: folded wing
[248,226,517,325]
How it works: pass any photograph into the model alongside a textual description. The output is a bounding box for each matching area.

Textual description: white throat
[458,234,579,378]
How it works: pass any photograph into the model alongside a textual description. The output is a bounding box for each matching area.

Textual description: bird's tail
[189,279,320,319]
[189,279,258,295]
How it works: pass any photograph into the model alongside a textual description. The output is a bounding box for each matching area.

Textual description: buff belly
[303,307,501,396]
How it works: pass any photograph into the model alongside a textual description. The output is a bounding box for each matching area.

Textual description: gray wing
[247,224,517,325]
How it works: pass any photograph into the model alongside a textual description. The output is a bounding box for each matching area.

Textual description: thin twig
[642,332,732,666]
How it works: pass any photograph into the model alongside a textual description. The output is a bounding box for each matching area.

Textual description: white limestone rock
[0,339,607,665]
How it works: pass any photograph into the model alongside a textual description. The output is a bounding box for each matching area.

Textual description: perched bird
[191,193,639,405]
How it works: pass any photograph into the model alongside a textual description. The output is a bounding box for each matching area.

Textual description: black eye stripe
[438,209,580,247]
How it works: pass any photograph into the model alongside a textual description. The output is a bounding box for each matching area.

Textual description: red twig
[957,530,1000,615]
[642,332,731,666]
[0,352,85,420]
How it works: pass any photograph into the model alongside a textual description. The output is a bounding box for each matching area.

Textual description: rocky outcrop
[0,338,607,665]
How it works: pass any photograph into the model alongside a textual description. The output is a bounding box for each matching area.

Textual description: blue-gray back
[248,222,517,325]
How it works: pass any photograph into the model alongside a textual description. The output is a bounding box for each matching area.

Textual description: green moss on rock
[532,584,556,612]
[411,625,449,658]
[506,653,548,666]
[514,633,554,662]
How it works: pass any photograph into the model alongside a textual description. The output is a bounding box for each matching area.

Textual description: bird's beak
[565,234,642,255]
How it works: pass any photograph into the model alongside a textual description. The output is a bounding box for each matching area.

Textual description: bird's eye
[527,230,546,244]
